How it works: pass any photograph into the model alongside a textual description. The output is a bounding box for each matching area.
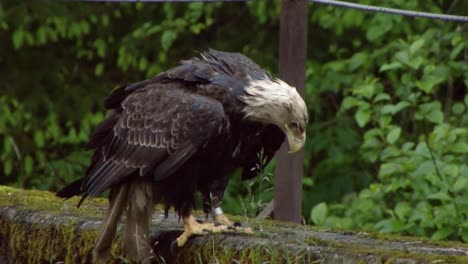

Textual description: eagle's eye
[289,121,305,134]
[289,121,299,129]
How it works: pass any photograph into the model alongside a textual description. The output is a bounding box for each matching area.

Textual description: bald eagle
[57,49,308,263]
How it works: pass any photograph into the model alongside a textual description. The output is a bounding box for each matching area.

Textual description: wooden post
[274,0,308,223]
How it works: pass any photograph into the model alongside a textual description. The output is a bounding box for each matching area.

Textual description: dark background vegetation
[0,0,467,242]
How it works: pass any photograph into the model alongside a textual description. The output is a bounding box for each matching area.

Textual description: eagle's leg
[122,180,154,264]
[93,183,129,264]
[213,208,233,226]
[176,215,233,247]
[203,193,253,234]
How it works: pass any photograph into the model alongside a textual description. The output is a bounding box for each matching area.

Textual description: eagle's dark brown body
[58,50,284,215]
[57,50,295,262]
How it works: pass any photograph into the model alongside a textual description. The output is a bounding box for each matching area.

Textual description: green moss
[0,185,103,262]
[2,211,94,263]
[174,235,321,264]
[328,244,468,264]
[0,185,108,218]
[358,230,468,249]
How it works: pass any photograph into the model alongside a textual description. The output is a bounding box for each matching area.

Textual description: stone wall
[1,186,467,263]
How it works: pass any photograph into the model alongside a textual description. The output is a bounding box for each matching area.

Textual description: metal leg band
[213,206,224,216]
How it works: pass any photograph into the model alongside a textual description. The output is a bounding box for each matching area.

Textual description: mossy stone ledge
[0,185,467,263]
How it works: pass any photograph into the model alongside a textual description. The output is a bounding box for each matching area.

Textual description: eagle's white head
[240,78,308,153]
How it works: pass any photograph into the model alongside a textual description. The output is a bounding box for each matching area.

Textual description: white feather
[239,78,307,126]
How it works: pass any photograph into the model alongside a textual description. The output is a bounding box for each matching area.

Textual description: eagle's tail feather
[56,178,83,199]
[122,180,155,263]
[92,183,129,264]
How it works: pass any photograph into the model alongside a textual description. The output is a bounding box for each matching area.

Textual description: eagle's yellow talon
[214,213,233,226]
[176,214,255,247]
[176,215,233,247]
[214,213,254,235]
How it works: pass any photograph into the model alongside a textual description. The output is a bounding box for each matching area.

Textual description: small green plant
[241,150,274,218]
[240,150,273,217]
[223,150,275,219]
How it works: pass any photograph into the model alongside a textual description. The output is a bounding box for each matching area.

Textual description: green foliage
[308,1,468,242]
[0,96,101,189]
[310,202,328,226]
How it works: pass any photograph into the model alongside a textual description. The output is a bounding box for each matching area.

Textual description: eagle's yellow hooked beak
[284,124,306,153]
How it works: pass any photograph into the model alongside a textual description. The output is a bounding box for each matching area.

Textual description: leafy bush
[309,5,468,241]
[0,96,102,189]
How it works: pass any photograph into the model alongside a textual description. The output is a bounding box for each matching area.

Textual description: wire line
[310,0,468,23]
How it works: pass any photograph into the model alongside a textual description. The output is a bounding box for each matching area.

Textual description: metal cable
[310,0,468,23]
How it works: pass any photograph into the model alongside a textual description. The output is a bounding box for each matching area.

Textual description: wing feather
[81,84,226,197]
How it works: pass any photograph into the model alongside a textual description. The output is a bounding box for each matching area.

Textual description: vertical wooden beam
[274,0,308,223]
